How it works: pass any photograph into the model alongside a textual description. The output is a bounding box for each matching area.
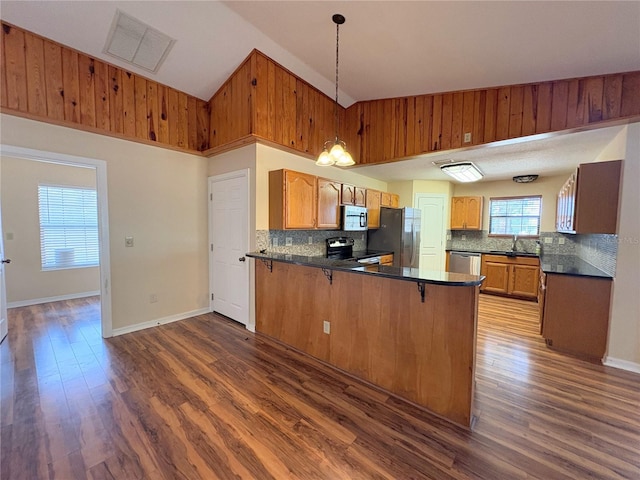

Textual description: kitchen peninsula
[247,252,485,428]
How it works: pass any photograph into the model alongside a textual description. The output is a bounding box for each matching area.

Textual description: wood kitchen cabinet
[269,169,317,229]
[366,189,381,228]
[481,254,540,300]
[556,160,622,234]
[380,192,400,208]
[541,273,612,360]
[317,178,342,229]
[450,196,483,230]
[341,184,366,206]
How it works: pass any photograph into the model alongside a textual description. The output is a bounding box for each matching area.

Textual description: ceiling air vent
[104,10,175,73]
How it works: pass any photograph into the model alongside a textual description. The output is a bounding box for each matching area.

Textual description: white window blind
[38,185,99,270]
[489,196,542,236]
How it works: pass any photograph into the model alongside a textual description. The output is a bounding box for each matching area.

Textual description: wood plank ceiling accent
[0,22,210,153]
[2,21,639,163]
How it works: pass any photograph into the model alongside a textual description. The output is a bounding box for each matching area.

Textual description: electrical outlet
[285,237,293,246]
[323,320,331,334]
[272,237,279,247]
[558,237,565,245]
[308,236,313,245]
[461,235,467,241]
[544,237,553,244]
[125,236,134,247]
[150,294,158,303]
[463,132,472,143]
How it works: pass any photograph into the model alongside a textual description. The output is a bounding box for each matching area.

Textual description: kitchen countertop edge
[247,252,485,286]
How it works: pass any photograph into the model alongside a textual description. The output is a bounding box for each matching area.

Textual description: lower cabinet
[480,254,540,300]
[541,273,612,361]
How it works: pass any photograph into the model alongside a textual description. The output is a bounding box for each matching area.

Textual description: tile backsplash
[447,230,617,276]
[256,230,366,257]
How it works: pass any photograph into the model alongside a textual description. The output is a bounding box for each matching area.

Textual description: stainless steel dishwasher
[449,251,481,275]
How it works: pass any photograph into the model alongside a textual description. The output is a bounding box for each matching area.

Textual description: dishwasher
[449,251,481,275]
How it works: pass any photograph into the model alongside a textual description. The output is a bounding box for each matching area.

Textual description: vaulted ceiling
[2,1,639,182]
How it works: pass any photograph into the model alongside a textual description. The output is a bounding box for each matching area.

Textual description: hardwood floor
[1,294,639,479]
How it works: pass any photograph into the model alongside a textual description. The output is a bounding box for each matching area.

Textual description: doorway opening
[0,145,112,339]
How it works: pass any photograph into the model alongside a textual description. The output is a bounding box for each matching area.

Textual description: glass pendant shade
[335,150,355,167]
[316,150,335,166]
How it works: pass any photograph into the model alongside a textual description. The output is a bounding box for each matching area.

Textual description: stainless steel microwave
[342,205,368,231]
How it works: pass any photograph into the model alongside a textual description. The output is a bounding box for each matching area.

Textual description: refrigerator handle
[410,223,417,267]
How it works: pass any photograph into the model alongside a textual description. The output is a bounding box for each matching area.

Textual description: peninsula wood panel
[1,22,208,153]
[255,260,478,427]
[345,71,640,165]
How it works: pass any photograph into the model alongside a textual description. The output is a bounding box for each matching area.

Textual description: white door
[209,170,250,326]
[0,165,8,343]
[415,194,447,271]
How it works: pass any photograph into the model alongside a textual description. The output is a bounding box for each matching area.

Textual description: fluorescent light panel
[440,162,483,182]
[104,10,175,73]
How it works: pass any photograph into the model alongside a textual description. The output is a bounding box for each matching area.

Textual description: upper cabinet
[317,178,342,229]
[366,190,381,229]
[269,170,317,229]
[450,196,483,230]
[341,184,367,207]
[556,160,622,234]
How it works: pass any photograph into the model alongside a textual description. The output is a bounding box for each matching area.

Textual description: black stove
[326,237,388,263]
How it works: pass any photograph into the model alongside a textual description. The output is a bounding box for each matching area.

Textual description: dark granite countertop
[446,248,539,258]
[540,254,613,278]
[247,252,484,286]
[351,249,393,259]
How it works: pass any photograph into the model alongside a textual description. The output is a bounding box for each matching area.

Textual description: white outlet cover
[308,236,313,244]
[558,237,565,245]
[285,237,293,246]
[544,237,553,244]
[272,237,278,247]
[323,320,330,334]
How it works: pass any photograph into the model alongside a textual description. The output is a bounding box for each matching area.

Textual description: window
[489,196,541,236]
[38,185,99,270]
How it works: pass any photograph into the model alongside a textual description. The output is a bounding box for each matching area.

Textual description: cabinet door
[354,187,366,207]
[317,178,341,229]
[464,197,483,230]
[510,264,539,299]
[366,189,381,228]
[341,184,356,205]
[285,171,317,229]
[450,197,467,229]
[482,262,510,294]
[390,194,400,208]
[380,191,392,206]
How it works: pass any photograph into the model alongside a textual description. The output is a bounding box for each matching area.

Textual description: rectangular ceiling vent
[104,10,175,73]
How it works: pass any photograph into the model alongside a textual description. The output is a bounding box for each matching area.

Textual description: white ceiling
[1,1,638,183]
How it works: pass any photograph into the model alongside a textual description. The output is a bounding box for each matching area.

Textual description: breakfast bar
[247,252,485,428]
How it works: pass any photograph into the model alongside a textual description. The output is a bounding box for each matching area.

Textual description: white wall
[1,114,210,331]
[0,157,100,304]
[604,124,640,371]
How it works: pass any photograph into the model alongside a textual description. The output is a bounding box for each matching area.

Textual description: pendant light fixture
[316,14,355,167]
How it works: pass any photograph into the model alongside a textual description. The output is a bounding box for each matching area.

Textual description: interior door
[209,170,250,326]
[0,166,8,343]
[416,194,446,271]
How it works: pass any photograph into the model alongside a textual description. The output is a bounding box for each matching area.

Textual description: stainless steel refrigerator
[367,207,421,268]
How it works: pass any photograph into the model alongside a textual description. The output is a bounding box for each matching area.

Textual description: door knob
[1,259,10,264]
[238,256,246,262]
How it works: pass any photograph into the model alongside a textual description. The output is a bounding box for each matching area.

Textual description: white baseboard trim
[602,356,640,374]
[111,307,211,337]
[7,290,101,309]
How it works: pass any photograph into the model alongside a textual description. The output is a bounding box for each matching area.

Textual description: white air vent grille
[104,10,175,73]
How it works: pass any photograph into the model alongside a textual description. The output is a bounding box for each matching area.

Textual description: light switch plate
[558,237,565,245]
[285,237,293,246]
[544,237,553,244]
[323,320,331,334]
[125,236,134,247]
[308,236,313,245]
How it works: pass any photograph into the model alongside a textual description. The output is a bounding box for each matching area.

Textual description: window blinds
[38,185,99,270]
[489,196,542,236]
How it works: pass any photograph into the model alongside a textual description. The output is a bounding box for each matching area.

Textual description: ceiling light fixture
[440,162,484,182]
[316,14,354,167]
[513,174,539,183]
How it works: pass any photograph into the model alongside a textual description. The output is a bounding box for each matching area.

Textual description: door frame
[208,169,253,330]
[0,145,113,337]
[414,193,448,271]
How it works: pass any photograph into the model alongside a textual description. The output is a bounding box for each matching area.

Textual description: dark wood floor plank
[1,294,639,479]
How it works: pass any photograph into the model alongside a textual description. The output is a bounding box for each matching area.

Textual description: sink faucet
[511,234,518,252]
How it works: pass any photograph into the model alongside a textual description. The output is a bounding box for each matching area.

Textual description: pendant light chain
[334,20,340,141]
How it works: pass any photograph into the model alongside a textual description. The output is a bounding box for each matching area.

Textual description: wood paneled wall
[345,72,640,165]
[1,22,209,152]
[208,50,342,157]
[3,21,639,163]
